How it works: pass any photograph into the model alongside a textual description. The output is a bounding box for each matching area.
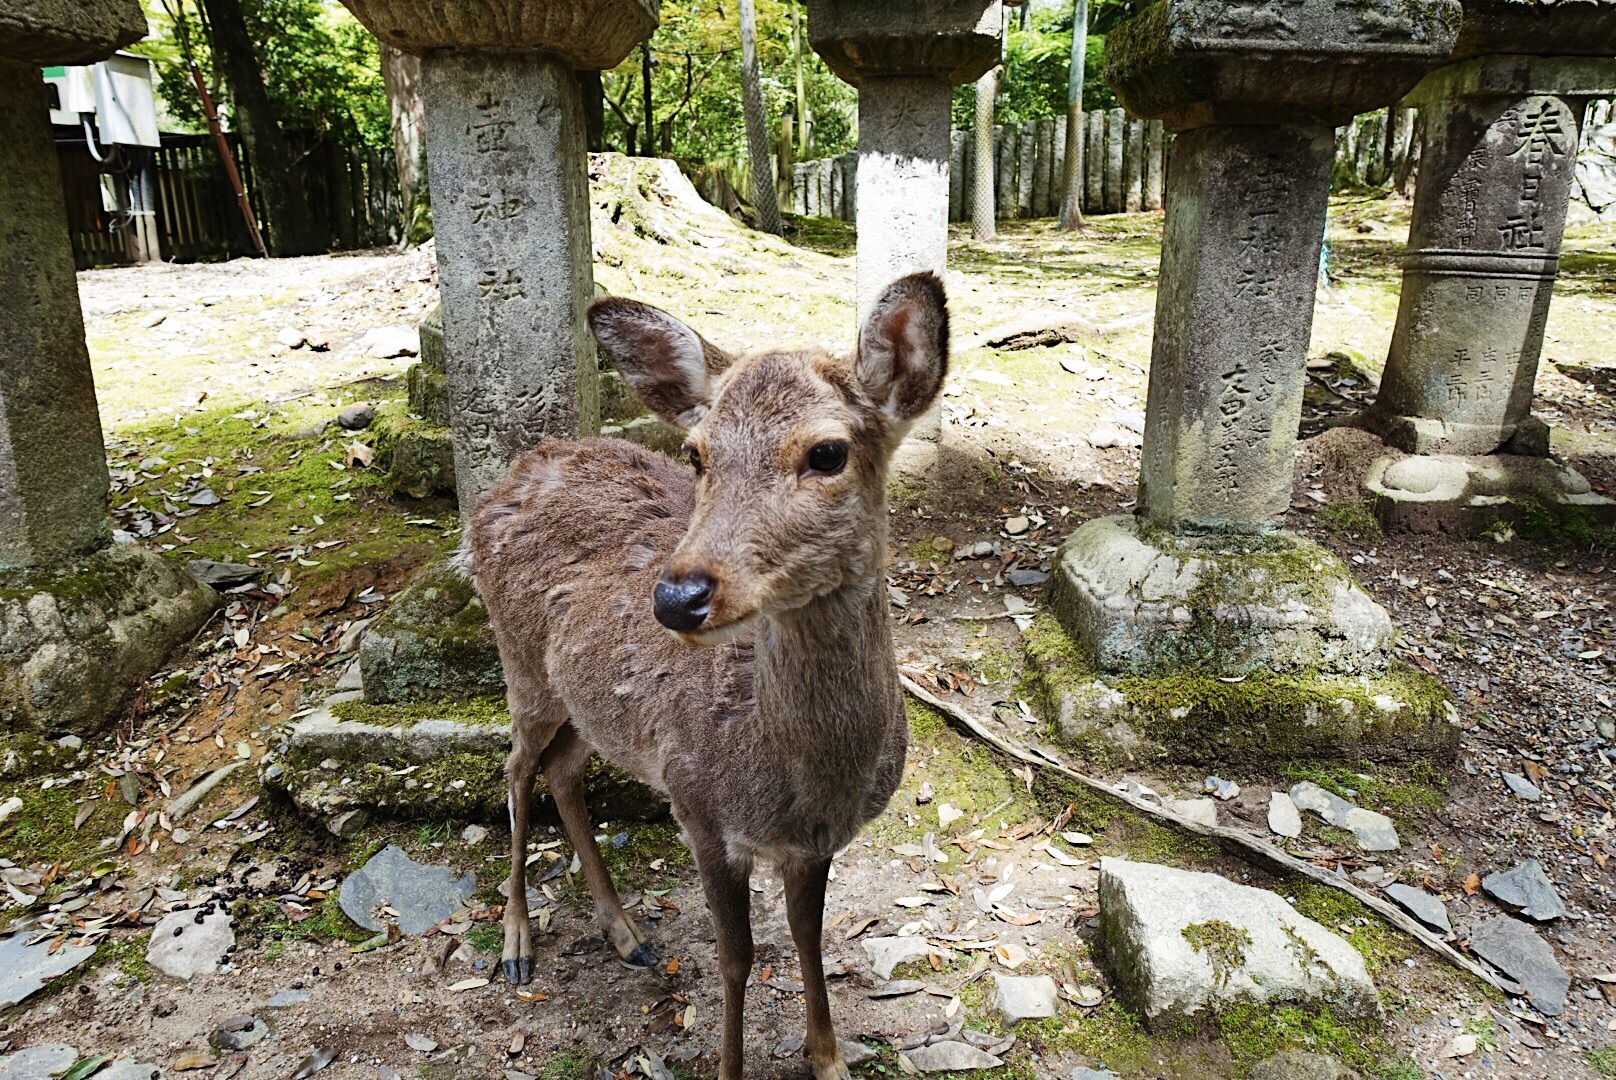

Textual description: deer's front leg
[693,839,754,1080]
[501,736,541,985]
[785,856,849,1080]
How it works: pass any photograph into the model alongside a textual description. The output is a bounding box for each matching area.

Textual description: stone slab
[1482,860,1565,922]
[338,0,656,67]
[1048,516,1393,677]
[1,543,218,736]
[1098,858,1378,1030]
[806,0,1001,86]
[339,844,475,935]
[994,974,1059,1023]
[146,909,234,979]
[0,1045,78,1080]
[1363,453,1615,536]
[0,934,95,1007]
[0,0,144,65]
[1444,1,1616,63]
[1383,883,1451,935]
[1103,0,1460,130]
[1468,915,1569,1016]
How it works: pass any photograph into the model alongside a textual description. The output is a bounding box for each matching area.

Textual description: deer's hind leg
[502,685,566,985]
[542,724,657,968]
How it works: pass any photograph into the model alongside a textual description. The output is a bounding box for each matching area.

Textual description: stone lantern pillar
[806,1,1002,469]
[1353,3,1616,533]
[338,1,659,514]
[1034,0,1463,765]
[0,0,218,736]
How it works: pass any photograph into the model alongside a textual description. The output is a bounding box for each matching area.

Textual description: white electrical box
[43,52,160,148]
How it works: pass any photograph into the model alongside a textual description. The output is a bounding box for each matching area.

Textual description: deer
[463,272,950,1080]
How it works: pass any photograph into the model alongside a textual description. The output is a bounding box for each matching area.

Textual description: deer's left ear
[589,297,734,430]
[855,272,950,425]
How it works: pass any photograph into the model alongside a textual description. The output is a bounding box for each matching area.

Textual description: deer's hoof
[502,957,533,985]
[621,941,658,971]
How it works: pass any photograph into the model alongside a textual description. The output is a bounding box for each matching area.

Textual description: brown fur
[466,273,950,1080]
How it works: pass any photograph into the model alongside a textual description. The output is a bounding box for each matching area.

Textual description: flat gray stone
[337,403,375,430]
[1468,916,1569,1017]
[1098,858,1377,1030]
[185,559,263,590]
[1165,797,1218,827]
[95,1063,159,1080]
[1383,883,1451,935]
[1482,861,1565,922]
[146,909,234,979]
[0,934,96,1007]
[1268,792,1303,839]
[0,1045,78,1080]
[1290,782,1399,851]
[264,989,311,1008]
[862,936,948,981]
[994,974,1059,1024]
[1071,1070,1121,1080]
[903,1041,1004,1072]
[1502,772,1542,802]
[340,845,475,935]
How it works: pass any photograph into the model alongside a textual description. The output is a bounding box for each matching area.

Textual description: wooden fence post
[1105,108,1125,214]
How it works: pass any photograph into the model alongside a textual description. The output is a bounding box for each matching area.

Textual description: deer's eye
[685,446,703,476]
[805,441,848,476]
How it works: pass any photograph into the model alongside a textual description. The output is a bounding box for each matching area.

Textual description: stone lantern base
[1364,453,1616,536]
[1035,516,1457,764]
[1,543,218,738]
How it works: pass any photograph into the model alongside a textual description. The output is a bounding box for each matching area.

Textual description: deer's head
[588,273,949,642]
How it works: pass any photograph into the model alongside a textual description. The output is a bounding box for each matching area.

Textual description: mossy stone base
[373,413,456,501]
[0,543,217,736]
[1048,516,1393,677]
[261,687,666,826]
[1023,613,1459,765]
[599,369,647,425]
[600,416,683,457]
[1364,453,1616,537]
[358,550,504,704]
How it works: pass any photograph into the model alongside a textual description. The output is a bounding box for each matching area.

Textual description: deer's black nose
[654,572,715,632]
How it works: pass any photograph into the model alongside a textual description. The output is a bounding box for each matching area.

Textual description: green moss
[872,702,1035,846]
[1376,1057,1423,1080]
[1282,760,1448,829]
[1019,1001,1209,1077]
[886,472,924,508]
[1517,500,1615,550]
[1316,501,1382,536]
[1288,882,1411,977]
[1216,1002,1386,1074]
[328,697,511,729]
[98,934,153,982]
[968,638,1018,687]
[598,821,692,893]
[782,212,856,257]
[463,923,503,955]
[1588,1048,1616,1077]
[234,894,371,947]
[0,782,106,869]
[1182,920,1252,988]
[907,536,954,564]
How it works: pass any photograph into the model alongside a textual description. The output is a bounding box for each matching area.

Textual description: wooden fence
[57,130,402,269]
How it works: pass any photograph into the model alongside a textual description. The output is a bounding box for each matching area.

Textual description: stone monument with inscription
[0,0,218,737]
[1030,0,1463,764]
[1352,0,1616,533]
[806,0,1002,471]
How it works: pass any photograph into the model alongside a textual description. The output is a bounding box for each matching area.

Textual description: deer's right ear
[588,298,733,429]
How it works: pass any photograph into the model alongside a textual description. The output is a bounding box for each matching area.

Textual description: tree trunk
[201,0,320,256]
[791,0,811,157]
[578,69,606,152]
[972,66,998,240]
[640,44,654,157]
[1058,0,1088,231]
[739,0,782,235]
[381,44,428,243]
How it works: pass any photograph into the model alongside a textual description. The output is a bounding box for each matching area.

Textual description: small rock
[1007,568,1050,588]
[1501,772,1542,802]
[404,1034,437,1053]
[337,403,375,431]
[903,1041,1004,1072]
[0,934,97,1007]
[994,974,1058,1024]
[142,311,167,328]
[1289,782,1399,851]
[362,326,419,359]
[840,1040,878,1067]
[146,910,234,980]
[1085,423,1141,449]
[185,559,263,590]
[972,541,994,558]
[1005,516,1030,536]
[1467,916,1569,1016]
[1482,860,1566,921]
[1071,1070,1121,1080]
[462,824,489,846]
[863,937,947,981]
[1108,408,1147,433]
[1382,883,1451,935]
[264,990,311,1008]
[277,326,307,348]
[55,735,82,752]
[96,1062,161,1080]
[1246,1051,1358,1079]
[1204,776,1240,801]
[339,845,476,936]
[1165,797,1218,827]
[210,1015,268,1051]
[1267,792,1302,839]
[1446,1033,1478,1058]
[326,809,369,839]
[0,797,21,825]
[0,1045,79,1080]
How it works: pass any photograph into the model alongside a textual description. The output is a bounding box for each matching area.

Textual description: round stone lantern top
[1449,0,1616,60]
[1105,0,1461,129]
[806,0,1003,86]
[0,0,145,66]
[338,0,658,66]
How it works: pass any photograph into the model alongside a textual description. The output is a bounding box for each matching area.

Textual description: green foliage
[951,6,1121,130]
[135,0,390,147]
[1588,1048,1616,1077]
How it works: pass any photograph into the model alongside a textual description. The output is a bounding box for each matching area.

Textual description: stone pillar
[0,0,217,736]
[995,123,1017,220]
[1359,56,1616,459]
[1143,119,1165,211]
[1035,0,1462,766]
[344,2,657,516]
[1085,110,1104,211]
[1124,119,1144,212]
[1105,108,1125,213]
[1017,119,1036,218]
[949,130,967,221]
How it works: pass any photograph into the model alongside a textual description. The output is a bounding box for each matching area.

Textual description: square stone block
[1448,0,1616,62]
[1364,453,1616,535]
[1104,0,1460,128]
[807,0,1001,85]
[340,0,656,67]
[0,0,144,65]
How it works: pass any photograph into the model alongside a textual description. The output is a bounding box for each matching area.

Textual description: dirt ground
[2,185,1615,1080]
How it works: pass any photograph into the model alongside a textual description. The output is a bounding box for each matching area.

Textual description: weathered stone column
[339,0,658,515]
[1033,0,1462,766]
[0,0,217,736]
[1351,4,1616,533]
